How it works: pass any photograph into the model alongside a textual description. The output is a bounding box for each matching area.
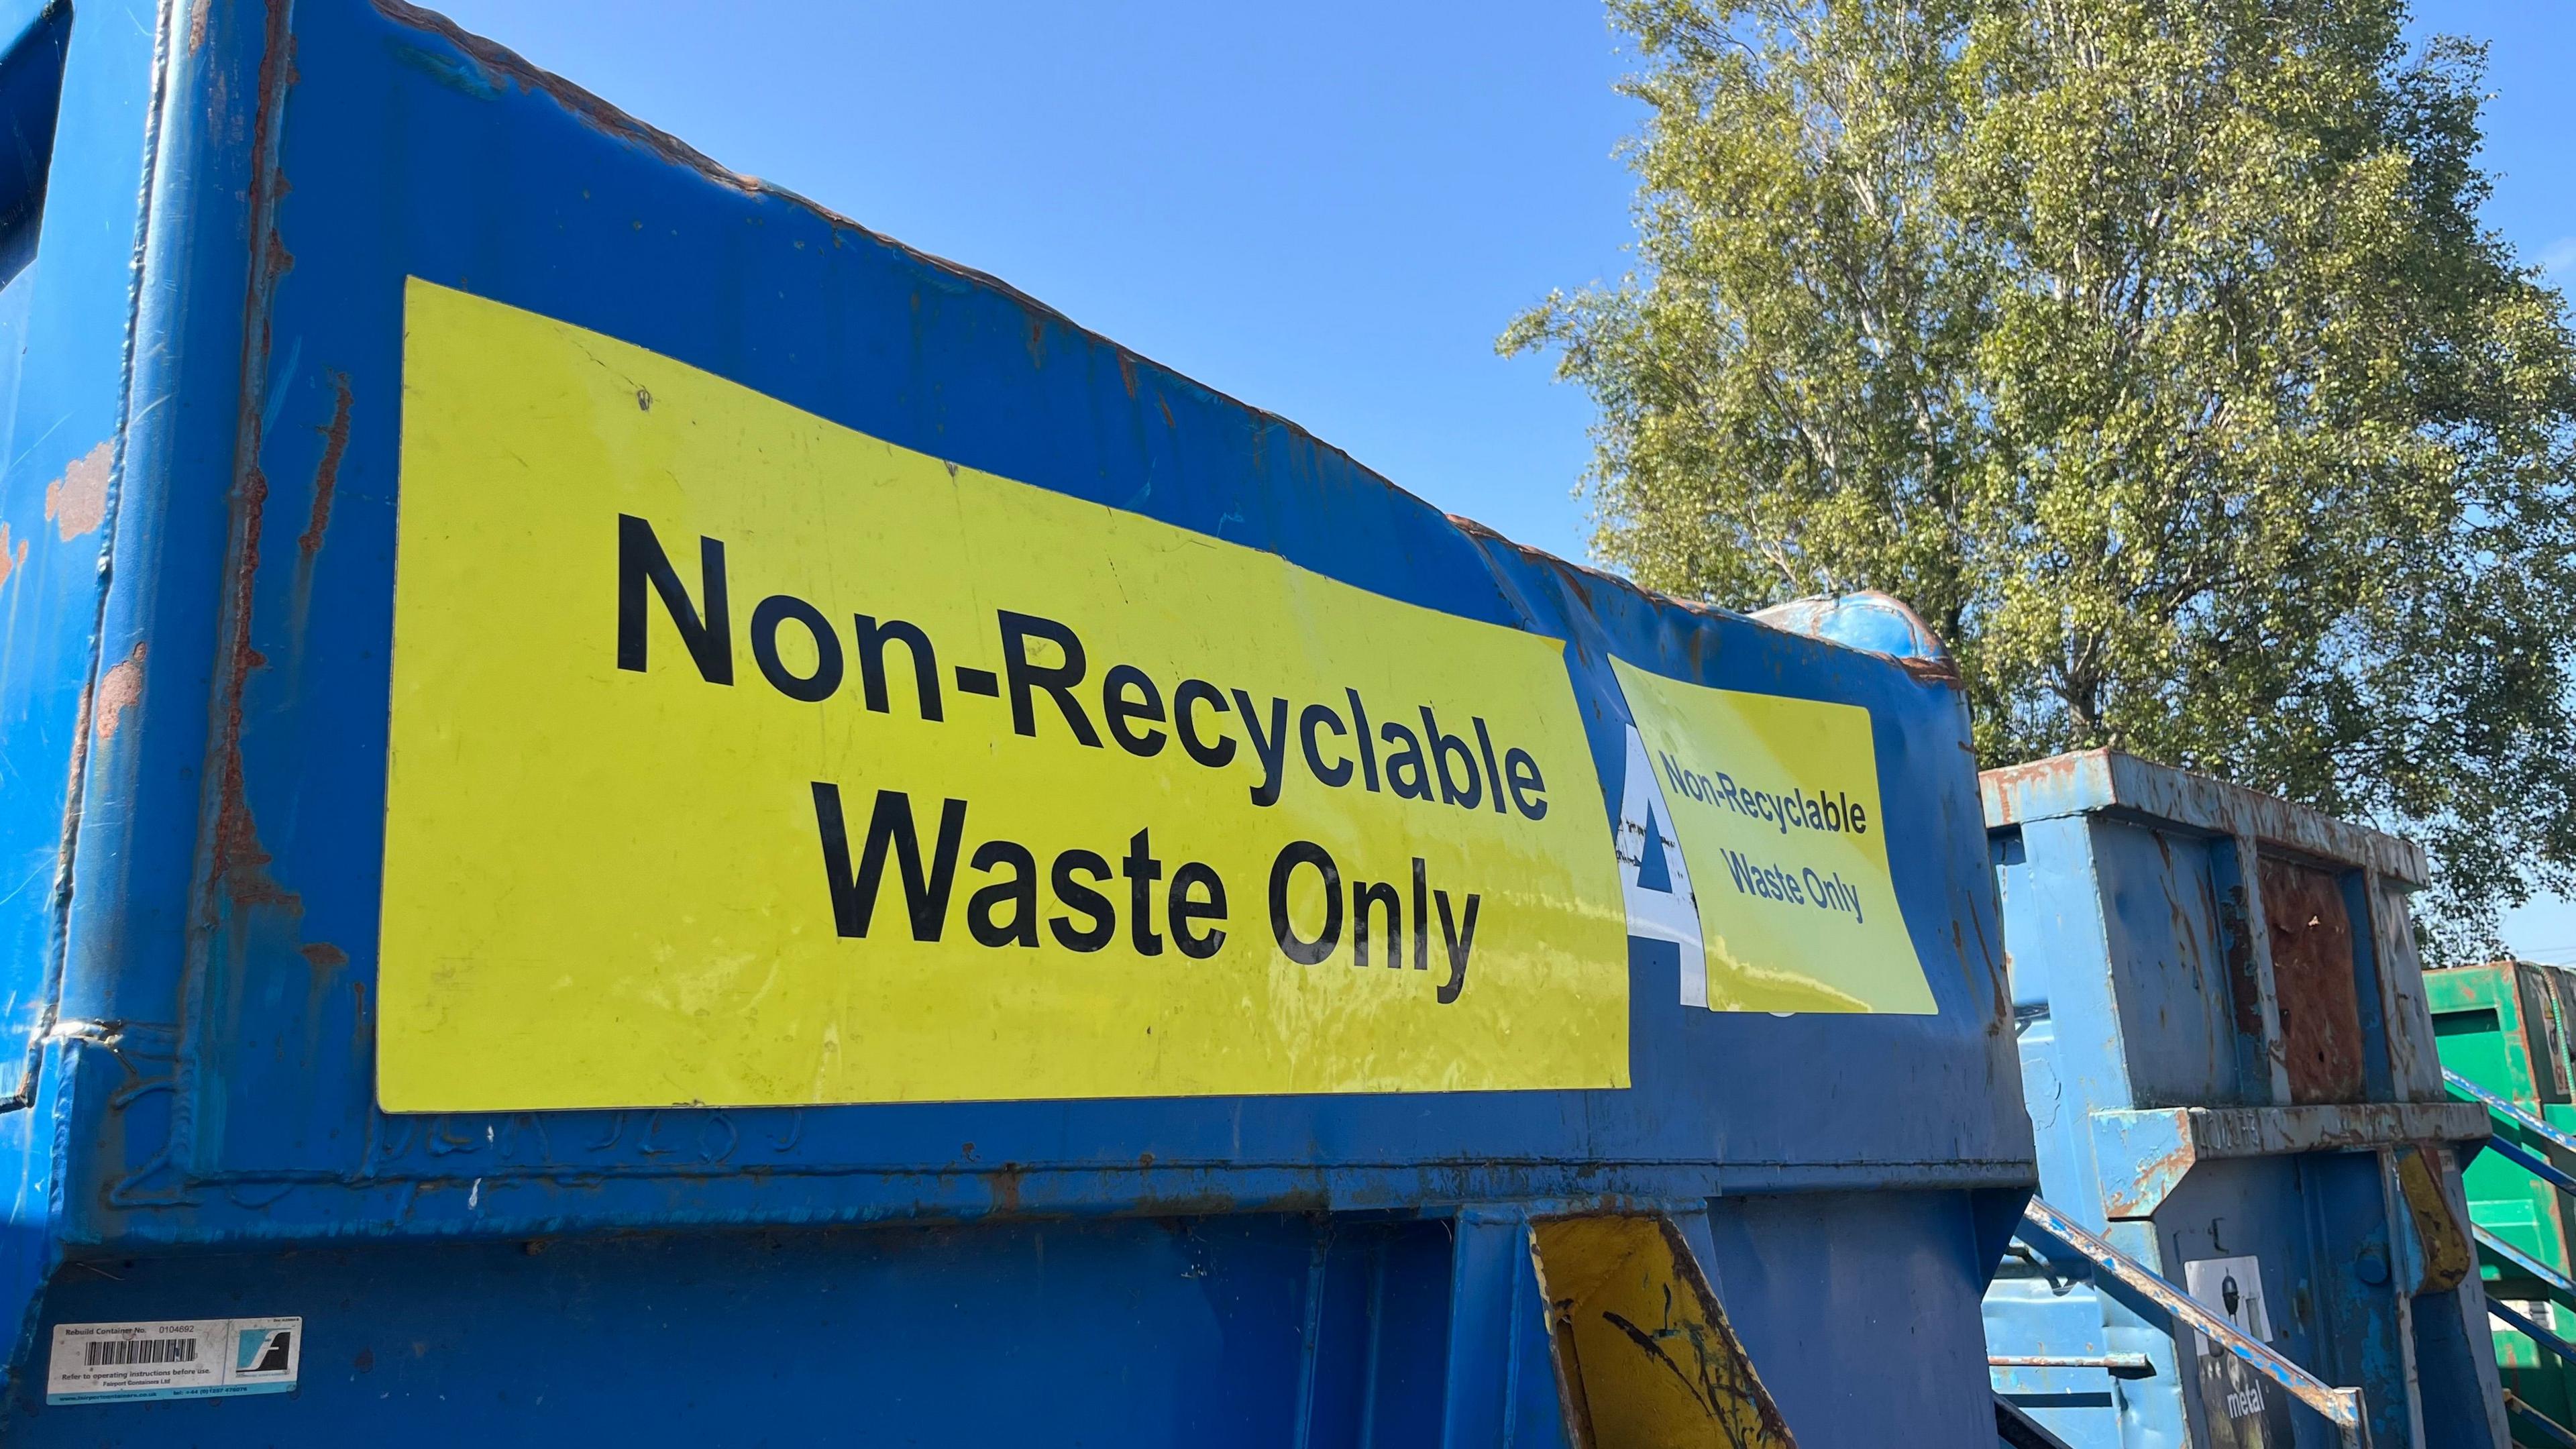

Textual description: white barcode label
[86,1336,197,1366]
[47,1317,301,1404]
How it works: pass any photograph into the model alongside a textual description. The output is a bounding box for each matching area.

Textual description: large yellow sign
[1611,658,1935,1014]
[378,280,1631,1112]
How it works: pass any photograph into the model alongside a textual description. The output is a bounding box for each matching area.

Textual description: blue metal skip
[1983,750,2505,1448]
[0,0,2034,1442]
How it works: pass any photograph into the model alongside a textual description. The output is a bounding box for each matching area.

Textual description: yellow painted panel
[1611,658,1935,1014]
[1529,1215,1796,1448]
[378,280,1631,1111]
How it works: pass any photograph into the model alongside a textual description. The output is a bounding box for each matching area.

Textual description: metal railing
[2447,1070,2576,1157]
[2016,1197,2371,1449]
[2445,1068,2576,1448]
[2507,1389,2576,1449]
[1987,1351,2154,1376]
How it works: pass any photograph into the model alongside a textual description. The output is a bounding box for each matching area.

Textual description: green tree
[1507,0,2576,951]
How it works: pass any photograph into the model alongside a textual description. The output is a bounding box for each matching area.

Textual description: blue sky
[433,1,2576,957]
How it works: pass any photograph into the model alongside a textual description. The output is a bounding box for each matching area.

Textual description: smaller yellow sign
[1611,658,1935,1014]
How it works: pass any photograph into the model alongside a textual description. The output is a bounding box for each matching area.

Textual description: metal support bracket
[2089,1102,2490,1217]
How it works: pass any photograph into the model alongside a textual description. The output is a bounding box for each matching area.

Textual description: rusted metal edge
[370,3,1513,559]
[2152,1101,2489,1157]
[161,1152,2045,1193]
[2019,1197,2369,1444]
[2091,1101,2489,1219]
[368,3,1904,694]
[371,0,1988,708]
[1981,749,2428,887]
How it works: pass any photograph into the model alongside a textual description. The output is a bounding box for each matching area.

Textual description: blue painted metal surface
[1750,590,1955,672]
[1983,750,2507,1448]
[0,0,2037,1441]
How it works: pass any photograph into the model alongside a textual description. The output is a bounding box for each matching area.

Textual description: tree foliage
[1507,0,2576,951]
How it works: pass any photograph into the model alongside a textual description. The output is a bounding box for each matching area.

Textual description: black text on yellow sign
[617,514,1548,1003]
[1612,659,1933,1014]
[377,280,1631,1111]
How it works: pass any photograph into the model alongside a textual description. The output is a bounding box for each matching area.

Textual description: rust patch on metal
[2261,857,2366,1104]
[207,0,301,916]
[299,374,353,559]
[0,522,24,588]
[987,1163,1025,1214]
[299,943,348,971]
[1117,351,1136,398]
[93,643,147,743]
[189,0,211,51]
[376,1,761,186]
[44,441,113,541]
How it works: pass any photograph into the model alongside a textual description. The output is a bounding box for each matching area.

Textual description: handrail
[2489,1133,2576,1195]
[2507,1389,2576,1449]
[2487,1297,2576,1371]
[2447,1069,2576,1157]
[2018,1197,2369,1449]
[1988,1352,2153,1376]
[2477,1226,2576,1298]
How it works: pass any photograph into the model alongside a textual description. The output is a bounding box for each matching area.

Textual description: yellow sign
[378,280,1631,1112]
[1610,658,1935,1014]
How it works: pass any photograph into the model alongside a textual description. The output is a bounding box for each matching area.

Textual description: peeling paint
[93,643,146,742]
[0,522,24,588]
[44,440,112,541]
[299,372,354,559]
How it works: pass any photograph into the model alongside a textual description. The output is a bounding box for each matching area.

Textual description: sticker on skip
[47,1317,301,1404]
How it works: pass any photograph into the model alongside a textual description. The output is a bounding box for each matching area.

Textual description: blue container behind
[1983,751,2503,1448]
